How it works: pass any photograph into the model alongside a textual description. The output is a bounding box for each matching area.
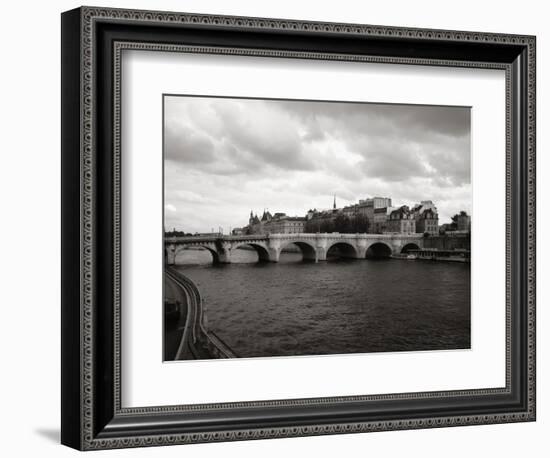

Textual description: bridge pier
[268,249,280,263]
[356,247,368,259]
[216,250,232,264]
[303,251,318,262]
[316,248,326,262]
[213,240,233,264]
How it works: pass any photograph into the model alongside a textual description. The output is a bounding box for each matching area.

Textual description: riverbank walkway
[164,267,237,360]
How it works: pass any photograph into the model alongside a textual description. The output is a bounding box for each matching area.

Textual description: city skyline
[164,95,471,234]
[165,196,467,235]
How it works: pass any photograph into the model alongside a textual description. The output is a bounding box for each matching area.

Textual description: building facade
[247,210,305,234]
[372,207,391,233]
[355,197,392,232]
[457,211,471,232]
[440,210,471,234]
[412,201,439,235]
[264,216,306,234]
[244,197,449,236]
[386,206,416,234]
[415,208,439,235]
[247,211,263,234]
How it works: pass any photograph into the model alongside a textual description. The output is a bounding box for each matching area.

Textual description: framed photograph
[61,6,536,450]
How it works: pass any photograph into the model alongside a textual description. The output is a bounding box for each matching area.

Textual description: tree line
[165,229,193,237]
[304,213,370,233]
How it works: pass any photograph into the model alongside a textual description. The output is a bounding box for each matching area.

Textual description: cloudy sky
[164,95,471,234]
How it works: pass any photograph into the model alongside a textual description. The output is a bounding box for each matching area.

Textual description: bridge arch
[232,242,271,262]
[326,241,359,260]
[278,240,317,262]
[401,242,420,254]
[174,245,220,264]
[365,242,392,259]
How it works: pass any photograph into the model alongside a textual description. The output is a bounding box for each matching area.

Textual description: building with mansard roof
[412,200,439,235]
[415,207,439,235]
[386,205,416,234]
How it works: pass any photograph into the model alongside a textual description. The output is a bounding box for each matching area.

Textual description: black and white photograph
[163,95,472,361]
[54,3,538,452]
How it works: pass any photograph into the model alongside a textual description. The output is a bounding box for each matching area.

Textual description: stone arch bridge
[165,233,425,265]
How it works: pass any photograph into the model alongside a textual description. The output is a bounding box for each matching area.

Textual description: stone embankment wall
[423,233,470,250]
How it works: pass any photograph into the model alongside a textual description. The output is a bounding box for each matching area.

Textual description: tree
[355,214,369,233]
[333,213,351,233]
[305,212,371,234]
[319,219,334,233]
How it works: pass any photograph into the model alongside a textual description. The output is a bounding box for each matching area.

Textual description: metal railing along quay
[165,267,237,360]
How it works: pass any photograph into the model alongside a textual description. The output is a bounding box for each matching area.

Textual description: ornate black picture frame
[61,6,536,450]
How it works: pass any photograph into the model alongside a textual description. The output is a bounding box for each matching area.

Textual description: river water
[173,247,470,358]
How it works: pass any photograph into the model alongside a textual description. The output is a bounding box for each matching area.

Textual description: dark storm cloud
[279,100,470,140]
[164,95,471,232]
[273,100,471,186]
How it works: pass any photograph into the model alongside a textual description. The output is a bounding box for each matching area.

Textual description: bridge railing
[165,232,425,242]
[165,234,269,243]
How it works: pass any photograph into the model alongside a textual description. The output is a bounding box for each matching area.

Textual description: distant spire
[333,194,336,210]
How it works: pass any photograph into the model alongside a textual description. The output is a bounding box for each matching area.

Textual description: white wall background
[0,0,546,456]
